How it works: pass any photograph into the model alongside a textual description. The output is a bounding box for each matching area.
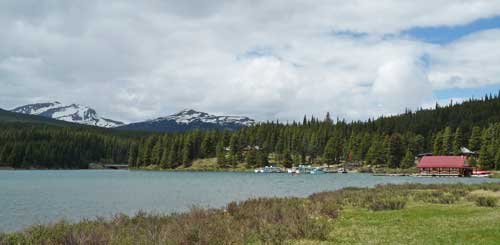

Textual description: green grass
[328,203,500,245]
[139,158,254,172]
[490,171,500,178]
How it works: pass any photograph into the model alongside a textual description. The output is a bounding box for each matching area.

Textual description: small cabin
[417,156,473,177]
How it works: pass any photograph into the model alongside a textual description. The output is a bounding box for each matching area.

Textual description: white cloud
[0,1,499,122]
[372,57,432,112]
[428,29,500,89]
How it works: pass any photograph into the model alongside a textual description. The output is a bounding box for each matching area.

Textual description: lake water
[1,170,499,232]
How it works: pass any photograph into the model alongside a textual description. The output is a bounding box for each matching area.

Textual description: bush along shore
[1,183,500,244]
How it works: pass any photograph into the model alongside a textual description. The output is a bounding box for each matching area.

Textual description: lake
[1,170,499,232]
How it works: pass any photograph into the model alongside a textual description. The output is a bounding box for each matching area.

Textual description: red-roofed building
[417,156,473,177]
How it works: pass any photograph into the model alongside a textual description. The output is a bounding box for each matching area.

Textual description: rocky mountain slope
[116,109,254,132]
[11,102,124,128]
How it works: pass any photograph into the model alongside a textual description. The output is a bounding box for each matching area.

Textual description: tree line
[1,92,500,170]
[0,124,131,169]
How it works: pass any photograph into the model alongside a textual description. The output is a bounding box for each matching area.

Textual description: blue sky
[434,85,500,101]
[404,15,500,44]
[405,15,500,104]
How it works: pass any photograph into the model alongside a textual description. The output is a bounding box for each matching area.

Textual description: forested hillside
[0,109,77,127]
[1,93,500,170]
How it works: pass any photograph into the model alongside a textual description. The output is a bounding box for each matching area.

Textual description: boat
[310,167,325,174]
[296,165,315,174]
[337,168,348,174]
[255,166,284,173]
[472,169,491,178]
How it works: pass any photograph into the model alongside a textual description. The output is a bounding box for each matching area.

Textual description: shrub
[4,182,500,244]
[413,191,460,204]
[368,197,407,211]
[476,196,497,207]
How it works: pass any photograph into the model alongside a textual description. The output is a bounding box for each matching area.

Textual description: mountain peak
[117,109,255,133]
[11,102,124,128]
[174,109,207,116]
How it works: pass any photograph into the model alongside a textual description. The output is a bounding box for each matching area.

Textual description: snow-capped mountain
[117,109,254,132]
[11,102,124,128]
[152,109,254,126]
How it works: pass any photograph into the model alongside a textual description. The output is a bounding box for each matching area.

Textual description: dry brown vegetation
[1,182,500,244]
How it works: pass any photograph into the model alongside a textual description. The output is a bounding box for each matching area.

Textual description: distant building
[416,147,478,160]
[417,156,473,177]
[460,147,478,157]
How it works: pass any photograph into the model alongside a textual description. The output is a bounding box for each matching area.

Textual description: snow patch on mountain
[150,109,255,126]
[11,102,124,128]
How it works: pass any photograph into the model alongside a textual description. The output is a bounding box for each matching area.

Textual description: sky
[1,1,500,123]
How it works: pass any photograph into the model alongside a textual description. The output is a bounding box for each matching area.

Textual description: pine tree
[324,112,332,124]
[200,134,212,158]
[401,149,415,169]
[468,126,482,151]
[256,150,269,167]
[127,143,138,168]
[495,151,500,170]
[246,148,257,167]
[479,128,493,169]
[366,135,384,165]
[182,136,193,167]
[159,145,170,169]
[323,137,337,165]
[151,139,163,165]
[441,127,452,155]
[216,141,226,168]
[433,131,443,155]
[452,127,462,155]
[386,134,404,168]
[167,142,178,168]
[228,134,239,168]
[282,148,293,168]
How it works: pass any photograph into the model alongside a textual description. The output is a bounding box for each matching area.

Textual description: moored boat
[472,169,491,178]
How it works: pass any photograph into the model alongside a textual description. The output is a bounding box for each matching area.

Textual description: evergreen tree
[282,148,293,168]
[182,136,193,167]
[386,134,404,168]
[324,112,332,124]
[127,143,138,168]
[478,128,493,169]
[246,148,257,167]
[441,127,453,155]
[366,135,385,165]
[216,141,226,168]
[159,145,169,169]
[151,138,163,165]
[494,151,500,170]
[452,127,463,155]
[433,131,443,155]
[323,137,337,165]
[228,134,239,168]
[256,150,269,167]
[401,149,415,169]
[468,126,482,151]
[200,133,213,158]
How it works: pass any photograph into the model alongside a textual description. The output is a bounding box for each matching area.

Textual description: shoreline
[2,167,500,178]
[2,182,499,244]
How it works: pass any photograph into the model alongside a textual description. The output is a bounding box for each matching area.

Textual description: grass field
[1,183,499,244]
[325,203,500,244]
[140,158,253,172]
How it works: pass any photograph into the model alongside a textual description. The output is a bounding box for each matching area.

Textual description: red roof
[417,156,469,168]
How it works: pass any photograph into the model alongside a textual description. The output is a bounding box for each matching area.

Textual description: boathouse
[417,156,473,177]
